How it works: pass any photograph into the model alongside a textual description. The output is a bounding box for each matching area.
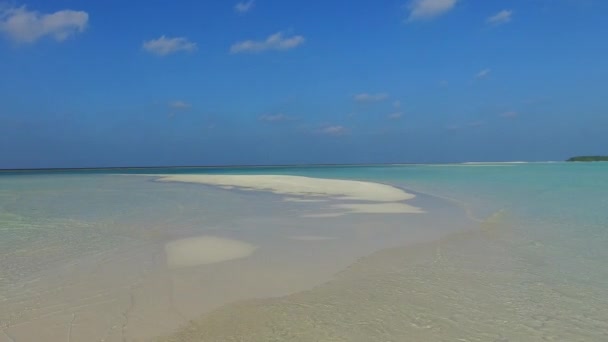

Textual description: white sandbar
[301,202,425,218]
[165,236,257,268]
[284,197,328,203]
[333,202,425,214]
[301,203,425,218]
[155,174,414,202]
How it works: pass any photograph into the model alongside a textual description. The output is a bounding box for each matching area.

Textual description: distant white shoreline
[0,161,567,173]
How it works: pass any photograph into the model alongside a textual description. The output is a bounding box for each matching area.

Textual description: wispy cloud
[316,125,348,136]
[258,113,294,122]
[523,97,551,106]
[500,111,518,118]
[143,35,197,56]
[406,0,458,22]
[230,31,305,54]
[234,0,255,14]
[486,10,513,26]
[388,112,403,120]
[446,121,485,130]
[169,100,191,109]
[439,80,449,87]
[393,100,402,109]
[467,120,485,127]
[0,5,88,43]
[475,68,491,79]
[167,100,191,118]
[354,93,389,103]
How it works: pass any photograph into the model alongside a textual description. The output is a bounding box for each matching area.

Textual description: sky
[0,0,607,168]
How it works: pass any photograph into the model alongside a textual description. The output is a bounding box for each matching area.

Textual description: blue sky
[1,0,607,168]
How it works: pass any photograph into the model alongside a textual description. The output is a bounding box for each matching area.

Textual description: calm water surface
[1,162,607,341]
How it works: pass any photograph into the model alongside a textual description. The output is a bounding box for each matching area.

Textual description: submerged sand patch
[165,236,257,268]
[288,235,337,241]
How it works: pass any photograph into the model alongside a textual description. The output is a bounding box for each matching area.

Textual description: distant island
[566,156,608,162]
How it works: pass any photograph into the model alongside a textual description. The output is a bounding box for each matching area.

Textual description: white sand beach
[155,174,423,217]
[332,202,424,214]
[155,174,415,202]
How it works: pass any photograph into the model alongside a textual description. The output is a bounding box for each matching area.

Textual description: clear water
[1,163,607,341]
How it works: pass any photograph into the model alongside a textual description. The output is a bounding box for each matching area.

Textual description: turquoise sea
[1,162,607,341]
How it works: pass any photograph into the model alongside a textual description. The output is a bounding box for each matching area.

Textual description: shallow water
[158,162,608,341]
[0,171,469,341]
[1,163,607,341]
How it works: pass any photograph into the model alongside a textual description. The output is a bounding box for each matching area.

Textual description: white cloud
[439,80,449,87]
[143,35,197,56]
[259,113,293,122]
[230,31,304,53]
[0,5,88,43]
[388,112,403,120]
[406,0,458,21]
[486,10,513,26]
[500,111,518,118]
[169,100,191,109]
[234,0,255,14]
[354,93,389,103]
[393,100,401,108]
[475,68,491,79]
[316,125,348,136]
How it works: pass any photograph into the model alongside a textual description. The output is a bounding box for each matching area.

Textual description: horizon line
[0,160,564,173]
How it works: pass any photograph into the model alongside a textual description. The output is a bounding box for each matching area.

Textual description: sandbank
[165,236,257,268]
[155,174,414,202]
[288,235,337,241]
[301,203,425,217]
[283,197,328,203]
[333,202,425,214]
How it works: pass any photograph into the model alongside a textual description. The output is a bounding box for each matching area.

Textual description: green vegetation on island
[566,156,608,162]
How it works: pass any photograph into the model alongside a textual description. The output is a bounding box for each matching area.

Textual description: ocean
[1,162,607,341]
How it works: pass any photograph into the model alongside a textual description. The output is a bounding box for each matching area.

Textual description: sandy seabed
[160,212,608,342]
